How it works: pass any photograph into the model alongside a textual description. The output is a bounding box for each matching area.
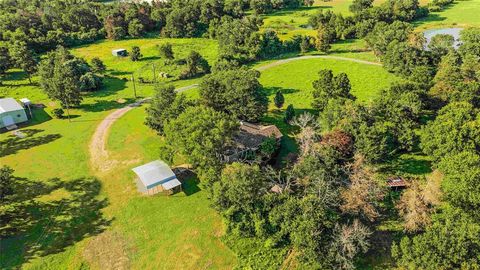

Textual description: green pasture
[103,107,237,270]
[0,37,218,269]
[260,0,431,39]
[257,57,397,106]
[0,7,444,266]
[73,37,218,82]
[415,0,480,30]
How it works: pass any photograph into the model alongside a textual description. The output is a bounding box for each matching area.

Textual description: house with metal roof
[132,160,182,195]
[387,177,408,190]
[0,98,28,130]
[223,122,283,162]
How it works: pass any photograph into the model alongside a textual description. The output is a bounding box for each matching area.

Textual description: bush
[52,108,65,119]
[79,72,102,91]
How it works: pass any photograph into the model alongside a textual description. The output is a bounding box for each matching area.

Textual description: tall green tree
[216,16,261,62]
[365,21,412,56]
[38,47,86,110]
[392,208,480,270]
[180,51,211,79]
[90,57,106,74]
[421,102,480,163]
[212,163,269,234]
[312,69,355,111]
[428,34,454,59]
[439,152,480,216]
[316,25,335,53]
[10,42,38,84]
[128,18,145,37]
[158,43,174,61]
[200,67,268,122]
[163,106,238,179]
[0,45,11,74]
[145,85,189,135]
[284,104,295,123]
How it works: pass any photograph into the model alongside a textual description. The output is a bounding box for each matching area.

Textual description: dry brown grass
[82,231,132,270]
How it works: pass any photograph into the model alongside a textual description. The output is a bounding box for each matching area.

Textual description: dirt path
[89,99,149,172]
[255,55,381,71]
[88,56,381,172]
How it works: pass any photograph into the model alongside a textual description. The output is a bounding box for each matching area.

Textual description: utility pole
[131,74,137,99]
[152,63,157,84]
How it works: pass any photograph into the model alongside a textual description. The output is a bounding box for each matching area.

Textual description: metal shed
[0,98,28,129]
[112,49,128,57]
[132,160,182,195]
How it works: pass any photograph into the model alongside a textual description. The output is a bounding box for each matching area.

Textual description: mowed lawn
[0,37,226,269]
[257,57,397,106]
[102,107,237,269]
[73,37,218,81]
[414,0,480,29]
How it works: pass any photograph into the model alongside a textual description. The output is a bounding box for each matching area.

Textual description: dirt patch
[88,99,150,173]
[82,231,132,270]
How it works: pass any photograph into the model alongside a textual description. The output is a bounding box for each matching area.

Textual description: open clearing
[415,0,480,30]
[261,0,431,39]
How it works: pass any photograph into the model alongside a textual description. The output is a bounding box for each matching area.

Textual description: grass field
[102,107,237,270]
[261,0,431,39]
[414,0,480,30]
[0,37,225,269]
[73,37,218,83]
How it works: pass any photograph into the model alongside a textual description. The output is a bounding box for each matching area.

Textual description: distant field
[261,0,431,39]
[415,0,480,30]
[257,57,397,106]
[73,37,218,82]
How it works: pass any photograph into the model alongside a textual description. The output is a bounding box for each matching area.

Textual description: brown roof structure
[387,177,407,188]
[234,122,283,150]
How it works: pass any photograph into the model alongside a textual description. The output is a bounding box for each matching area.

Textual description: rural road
[88,55,381,171]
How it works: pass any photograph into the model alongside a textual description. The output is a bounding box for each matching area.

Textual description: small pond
[423,27,463,49]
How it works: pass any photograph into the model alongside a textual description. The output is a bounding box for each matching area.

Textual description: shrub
[52,108,65,119]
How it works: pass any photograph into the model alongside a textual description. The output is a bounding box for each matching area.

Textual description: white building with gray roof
[0,98,28,129]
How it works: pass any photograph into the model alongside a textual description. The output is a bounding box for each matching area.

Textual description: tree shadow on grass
[0,129,62,158]
[379,152,433,176]
[141,56,160,61]
[263,86,300,97]
[182,177,201,196]
[80,98,136,112]
[84,76,128,99]
[0,177,111,269]
[108,70,132,77]
[412,1,462,27]
[0,70,36,87]
[264,6,321,18]
[174,168,201,196]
